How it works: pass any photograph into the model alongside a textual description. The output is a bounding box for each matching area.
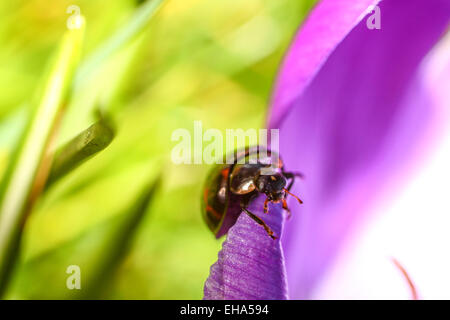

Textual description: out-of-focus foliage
[0,0,316,299]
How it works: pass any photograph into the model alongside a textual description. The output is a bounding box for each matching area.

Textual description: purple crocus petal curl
[268,0,380,128]
[204,196,288,300]
[269,0,450,299]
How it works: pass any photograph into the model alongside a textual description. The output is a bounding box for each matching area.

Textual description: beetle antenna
[283,188,303,204]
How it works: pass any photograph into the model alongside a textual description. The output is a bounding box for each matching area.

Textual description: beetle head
[255,173,286,202]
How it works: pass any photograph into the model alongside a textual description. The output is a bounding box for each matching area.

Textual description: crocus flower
[204,196,288,300]
[204,0,450,300]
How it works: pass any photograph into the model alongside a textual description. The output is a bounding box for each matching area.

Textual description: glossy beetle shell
[202,164,232,237]
[202,146,281,238]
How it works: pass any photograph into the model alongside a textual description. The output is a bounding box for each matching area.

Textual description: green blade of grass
[58,0,165,144]
[80,175,160,299]
[2,172,160,299]
[74,0,165,88]
[0,19,85,294]
[46,119,115,188]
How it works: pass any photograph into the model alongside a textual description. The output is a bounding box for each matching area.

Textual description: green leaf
[1,163,161,299]
[46,119,115,188]
[57,0,165,145]
[74,0,165,88]
[0,19,85,294]
[79,175,160,299]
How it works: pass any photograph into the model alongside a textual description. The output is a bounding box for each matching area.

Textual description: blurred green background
[0,0,315,299]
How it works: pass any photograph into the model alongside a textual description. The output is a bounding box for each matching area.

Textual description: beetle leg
[263,198,269,214]
[282,171,304,191]
[283,188,303,204]
[282,198,291,219]
[241,205,277,240]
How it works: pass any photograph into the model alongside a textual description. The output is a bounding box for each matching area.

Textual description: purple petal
[268,0,450,299]
[203,196,288,300]
[268,0,380,128]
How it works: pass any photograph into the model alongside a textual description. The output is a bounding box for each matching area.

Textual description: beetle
[202,146,303,240]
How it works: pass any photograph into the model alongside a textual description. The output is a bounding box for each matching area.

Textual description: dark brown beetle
[202,146,303,240]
